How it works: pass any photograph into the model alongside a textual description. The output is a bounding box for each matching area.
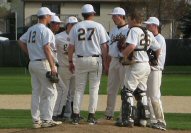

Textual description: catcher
[116,10,161,128]
[117,26,158,66]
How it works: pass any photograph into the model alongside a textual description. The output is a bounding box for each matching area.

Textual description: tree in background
[121,0,190,38]
[0,2,11,17]
[178,5,191,38]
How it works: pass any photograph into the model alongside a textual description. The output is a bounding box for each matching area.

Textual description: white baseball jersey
[55,31,75,67]
[20,23,55,61]
[108,24,129,57]
[20,23,57,123]
[152,34,166,70]
[125,27,160,62]
[69,20,110,56]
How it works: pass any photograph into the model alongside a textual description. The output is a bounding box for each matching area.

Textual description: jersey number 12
[28,31,36,43]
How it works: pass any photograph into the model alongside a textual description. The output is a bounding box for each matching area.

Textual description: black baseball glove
[46,71,59,83]
[147,49,158,66]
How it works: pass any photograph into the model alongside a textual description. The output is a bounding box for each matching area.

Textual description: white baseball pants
[53,66,74,116]
[29,60,57,123]
[147,70,166,124]
[73,56,102,114]
[105,57,126,116]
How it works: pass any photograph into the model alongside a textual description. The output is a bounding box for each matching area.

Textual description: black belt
[34,59,46,61]
[77,55,100,58]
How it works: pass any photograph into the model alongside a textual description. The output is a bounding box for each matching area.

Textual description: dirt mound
[2,120,190,133]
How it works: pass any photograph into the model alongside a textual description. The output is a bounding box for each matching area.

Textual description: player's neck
[117,23,127,29]
[66,29,70,34]
[85,16,94,21]
[131,23,141,27]
[153,30,159,36]
[38,19,48,25]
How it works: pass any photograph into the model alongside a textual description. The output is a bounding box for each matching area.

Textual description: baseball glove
[147,49,158,66]
[119,52,134,65]
[117,35,127,52]
[46,71,59,83]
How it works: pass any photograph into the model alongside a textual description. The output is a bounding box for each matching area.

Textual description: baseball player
[49,15,62,34]
[117,10,161,127]
[53,16,78,121]
[68,4,109,125]
[49,15,69,121]
[144,17,166,130]
[18,7,61,128]
[105,7,129,120]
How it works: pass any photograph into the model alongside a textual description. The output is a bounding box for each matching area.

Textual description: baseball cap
[37,7,55,17]
[144,17,160,26]
[51,15,62,23]
[109,7,126,16]
[66,16,78,24]
[82,4,96,14]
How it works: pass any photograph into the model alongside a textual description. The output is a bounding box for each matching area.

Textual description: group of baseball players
[18,3,166,131]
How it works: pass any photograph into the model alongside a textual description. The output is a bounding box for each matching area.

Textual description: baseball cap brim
[49,12,55,16]
[108,13,124,15]
[143,21,152,24]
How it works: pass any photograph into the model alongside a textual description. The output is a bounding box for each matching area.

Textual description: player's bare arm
[44,44,57,76]
[18,40,28,55]
[101,42,109,74]
[68,44,75,74]
[154,48,161,60]
[122,44,136,58]
[105,44,111,66]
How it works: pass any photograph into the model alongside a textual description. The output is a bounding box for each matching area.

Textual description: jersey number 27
[78,28,95,41]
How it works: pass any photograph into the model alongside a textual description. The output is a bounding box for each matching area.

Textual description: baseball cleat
[33,121,42,129]
[105,115,113,120]
[41,120,62,128]
[115,119,134,128]
[139,119,147,127]
[72,113,80,125]
[152,121,166,131]
[52,115,63,121]
[87,113,97,125]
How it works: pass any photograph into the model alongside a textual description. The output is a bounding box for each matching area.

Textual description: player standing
[117,10,161,127]
[49,15,69,121]
[49,15,62,34]
[18,7,61,128]
[144,17,166,130]
[68,4,109,125]
[105,7,129,120]
[53,16,78,121]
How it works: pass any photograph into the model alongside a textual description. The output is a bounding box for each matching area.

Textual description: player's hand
[51,65,57,76]
[69,62,75,74]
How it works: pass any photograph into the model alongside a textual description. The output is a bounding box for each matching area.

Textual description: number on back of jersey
[28,31,36,43]
[140,33,151,46]
[78,28,95,41]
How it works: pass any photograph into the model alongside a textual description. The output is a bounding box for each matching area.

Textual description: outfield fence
[0,39,191,67]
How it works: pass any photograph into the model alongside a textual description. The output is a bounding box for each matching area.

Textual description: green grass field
[0,67,191,95]
[0,67,191,130]
[0,109,191,130]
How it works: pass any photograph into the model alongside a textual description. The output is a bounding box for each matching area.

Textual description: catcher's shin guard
[133,88,150,121]
[121,86,136,127]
